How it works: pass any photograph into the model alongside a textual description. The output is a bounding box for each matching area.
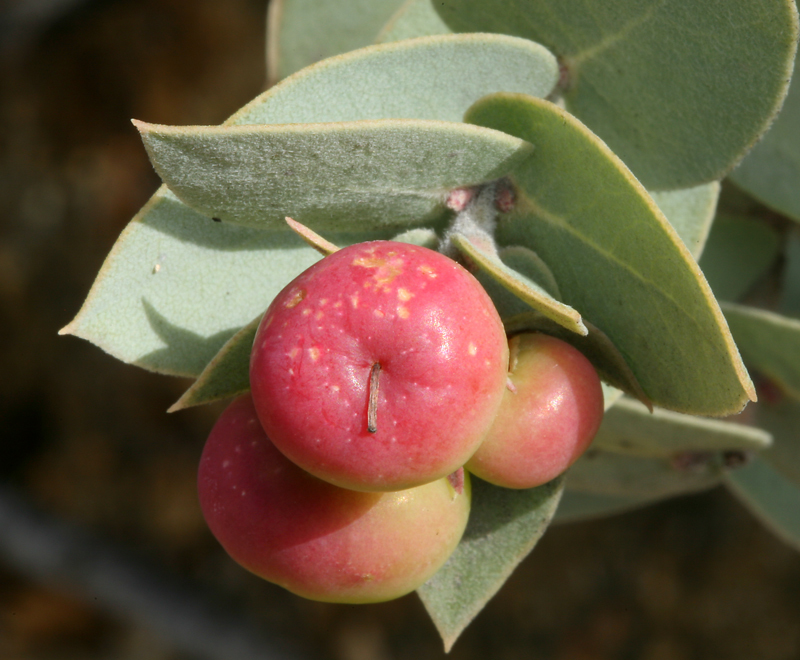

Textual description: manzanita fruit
[198,395,471,603]
[250,240,509,492]
[466,332,604,489]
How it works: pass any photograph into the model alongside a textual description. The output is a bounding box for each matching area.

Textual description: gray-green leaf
[450,232,586,335]
[466,93,755,415]
[567,449,725,498]
[722,302,800,400]
[237,33,559,125]
[726,456,800,552]
[553,488,669,524]
[729,45,800,222]
[425,0,800,190]
[418,476,563,652]
[649,183,720,260]
[267,0,405,83]
[593,396,772,458]
[169,315,261,411]
[136,119,534,232]
[60,190,391,377]
[755,398,800,489]
[376,0,452,43]
[699,215,781,302]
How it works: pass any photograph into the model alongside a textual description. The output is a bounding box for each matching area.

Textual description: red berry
[197,396,471,603]
[250,241,508,491]
[466,333,604,489]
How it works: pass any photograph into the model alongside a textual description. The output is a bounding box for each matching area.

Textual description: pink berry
[466,333,604,489]
[249,241,508,491]
[197,395,471,603]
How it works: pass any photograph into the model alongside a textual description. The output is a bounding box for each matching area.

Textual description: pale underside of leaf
[722,302,800,401]
[450,232,586,335]
[410,0,800,190]
[593,396,772,458]
[417,476,564,652]
[61,189,394,376]
[503,311,651,410]
[466,93,755,415]
[267,0,406,84]
[725,456,800,552]
[135,119,534,232]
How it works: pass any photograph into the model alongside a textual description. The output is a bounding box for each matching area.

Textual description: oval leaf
[567,449,725,498]
[60,190,392,376]
[723,302,800,400]
[376,0,452,43]
[267,0,405,83]
[236,33,559,125]
[427,0,800,189]
[725,456,800,552]
[466,93,755,415]
[136,119,534,232]
[450,232,586,335]
[699,215,781,302]
[594,396,772,458]
[730,46,800,222]
[418,476,563,652]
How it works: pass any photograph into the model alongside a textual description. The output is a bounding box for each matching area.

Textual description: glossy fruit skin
[466,333,604,489]
[197,395,471,604]
[249,240,508,492]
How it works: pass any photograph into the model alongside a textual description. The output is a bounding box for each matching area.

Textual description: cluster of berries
[197,241,603,603]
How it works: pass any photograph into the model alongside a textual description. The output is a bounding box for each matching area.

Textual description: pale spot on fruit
[330,385,340,392]
[241,491,247,496]
[397,287,413,302]
[309,347,321,361]
[302,308,312,316]
[352,254,404,287]
[284,289,306,308]
[468,342,478,356]
[397,306,409,319]
[288,347,300,358]
[320,298,328,305]
[418,265,437,278]
[350,295,359,308]
[374,309,384,318]
[315,311,324,320]
[334,301,343,308]
[222,460,231,469]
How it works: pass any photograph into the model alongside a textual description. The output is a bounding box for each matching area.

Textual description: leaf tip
[166,399,186,414]
[58,321,75,336]
[130,118,147,132]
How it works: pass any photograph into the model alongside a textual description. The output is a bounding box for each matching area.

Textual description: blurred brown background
[1,1,799,658]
